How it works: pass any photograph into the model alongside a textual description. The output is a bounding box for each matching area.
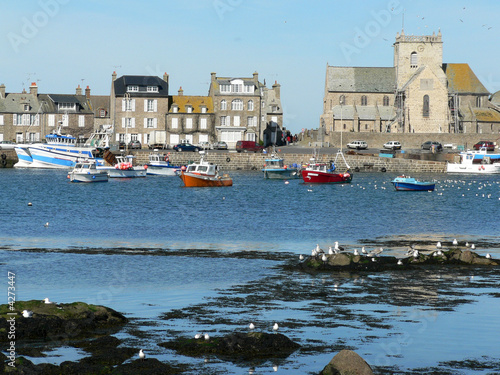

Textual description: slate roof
[356,106,378,120]
[378,106,396,121]
[331,105,355,119]
[89,95,110,113]
[113,75,169,97]
[326,66,396,93]
[443,63,490,94]
[1,93,43,113]
[169,96,214,113]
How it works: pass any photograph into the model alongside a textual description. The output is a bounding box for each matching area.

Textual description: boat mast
[124,93,130,153]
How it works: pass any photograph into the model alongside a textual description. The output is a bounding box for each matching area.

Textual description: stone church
[320,30,500,139]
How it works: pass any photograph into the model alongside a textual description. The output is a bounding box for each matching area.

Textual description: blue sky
[1,0,499,133]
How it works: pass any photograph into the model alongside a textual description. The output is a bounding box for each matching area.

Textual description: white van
[346,140,368,150]
[383,141,402,150]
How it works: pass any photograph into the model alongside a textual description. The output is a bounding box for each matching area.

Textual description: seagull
[328,246,334,255]
[471,244,475,250]
[334,241,340,251]
[436,241,442,248]
[361,247,367,254]
[299,254,304,261]
[204,333,210,341]
[353,249,359,256]
[249,323,255,330]
[371,257,377,262]
[284,181,289,185]
[321,254,327,262]
[452,239,458,246]
[44,222,49,227]
[311,249,317,257]
[22,310,33,318]
[273,323,279,332]
[397,259,403,266]
[437,249,443,256]
[139,349,145,360]
[43,297,54,304]
[315,244,324,254]
[413,250,419,258]
[194,333,201,339]
[465,242,470,247]
[486,253,491,259]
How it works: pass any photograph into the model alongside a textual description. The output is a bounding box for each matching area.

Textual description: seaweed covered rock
[0,300,128,342]
[296,249,498,273]
[320,349,374,375]
[160,331,300,360]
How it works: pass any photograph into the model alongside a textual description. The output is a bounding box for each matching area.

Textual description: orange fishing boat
[179,152,233,187]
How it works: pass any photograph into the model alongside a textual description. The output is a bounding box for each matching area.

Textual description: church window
[476,96,481,107]
[361,95,367,106]
[383,96,389,106]
[339,95,345,105]
[423,95,430,117]
[410,52,418,68]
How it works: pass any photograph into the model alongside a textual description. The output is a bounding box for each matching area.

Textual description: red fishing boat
[301,151,352,184]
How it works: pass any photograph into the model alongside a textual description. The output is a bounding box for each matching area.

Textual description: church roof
[443,63,490,94]
[326,66,396,93]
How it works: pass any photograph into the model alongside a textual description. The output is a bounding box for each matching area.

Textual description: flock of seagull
[301,239,493,264]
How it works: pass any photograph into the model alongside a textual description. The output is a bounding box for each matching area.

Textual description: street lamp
[339,96,344,152]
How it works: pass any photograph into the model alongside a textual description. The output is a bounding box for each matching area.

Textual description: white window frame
[170,134,180,145]
[0,115,3,125]
[247,100,254,111]
[147,86,158,92]
[233,116,240,127]
[200,118,207,129]
[186,106,192,114]
[145,118,157,128]
[48,114,55,127]
[127,85,139,92]
[78,115,85,127]
[231,99,243,111]
[201,107,207,113]
[171,118,178,129]
[220,100,227,110]
[62,114,69,127]
[220,116,227,126]
[220,84,230,93]
[145,99,157,112]
[186,118,193,129]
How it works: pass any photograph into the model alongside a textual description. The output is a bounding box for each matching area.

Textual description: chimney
[29,82,38,96]
[178,86,183,96]
[112,71,117,81]
[253,71,258,83]
[163,72,169,83]
[211,72,216,82]
[76,85,82,95]
[0,84,5,99]
[272,81,281,99]
[85,85,91,99]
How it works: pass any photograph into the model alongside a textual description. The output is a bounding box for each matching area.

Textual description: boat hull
[69,172,108,183]
[13,146,33,167]
[392,182,435,191]
[446,163,500,174]
[301,170,352,184]
[146,164,180,176]
[262,168,300,179]
[27,145,95,169]
[180,172,233,187]
[100,167,147,178]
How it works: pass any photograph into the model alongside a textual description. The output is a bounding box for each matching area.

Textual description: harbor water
[1,168,499,374]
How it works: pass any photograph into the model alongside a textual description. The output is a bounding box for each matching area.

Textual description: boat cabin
[186,162,217,176]
[45,133,77,146]
[264,159,285,168]
[306,159,336,172]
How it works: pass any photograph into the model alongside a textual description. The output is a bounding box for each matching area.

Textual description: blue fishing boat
[262,154,300,179]
[391,175,435,191]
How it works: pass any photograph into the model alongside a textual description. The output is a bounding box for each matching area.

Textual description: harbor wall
[133,151,448,173]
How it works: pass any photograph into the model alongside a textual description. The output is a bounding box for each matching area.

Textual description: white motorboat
[146,152,180,176]
[98,155,147,178]
[446,148,500,174]
[67,159,108,183]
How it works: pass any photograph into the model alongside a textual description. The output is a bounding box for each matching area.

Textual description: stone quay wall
[133,151,447,173]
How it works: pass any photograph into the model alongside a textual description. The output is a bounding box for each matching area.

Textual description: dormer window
[186,106,193,113]
[201,107,207,113]
[147,86,158,93]
[127,85,139,92]
[220,84,230,93]
[58,103,76,111]
[172,106,178,113]
[24,104,30,111]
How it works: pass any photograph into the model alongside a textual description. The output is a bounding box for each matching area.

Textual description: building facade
[320,30,500,139]
[110,72,170,146]
[0,82,95,144]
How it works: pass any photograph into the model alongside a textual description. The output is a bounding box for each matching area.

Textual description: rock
[328,253,351,266]
[459,250,477,264]
[112,358,183,375]
[0,301,128,342]
[160,331,300,360]
[320,349,374,375]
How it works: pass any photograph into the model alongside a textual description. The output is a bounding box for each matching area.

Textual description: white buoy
[249,323,255,330]
[28,202,32,206]
[272,323,279,332]
[22,310,33,318]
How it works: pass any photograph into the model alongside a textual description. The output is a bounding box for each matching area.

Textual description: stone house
[321,30,500,139]
[166,88,215,146]
[110,72,170,146]
[208,72,283,148]
[0,82,95,143]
